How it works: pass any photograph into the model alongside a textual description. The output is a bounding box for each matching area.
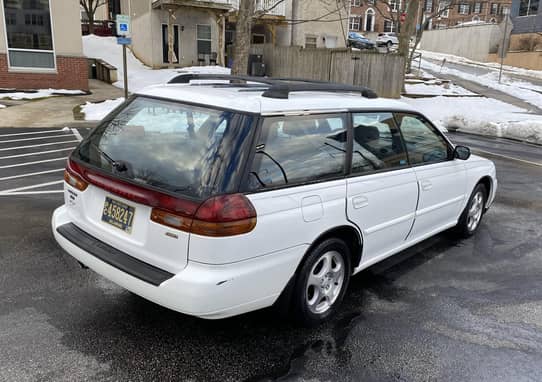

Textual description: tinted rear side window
[246,114,347,191]
[72,97,254,199]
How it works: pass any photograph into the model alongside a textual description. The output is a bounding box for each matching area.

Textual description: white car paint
[376,33,399,46]
[52,83,497,319]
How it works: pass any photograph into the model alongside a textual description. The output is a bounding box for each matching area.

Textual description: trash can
[248,54,263,75]
[251,62,266,77]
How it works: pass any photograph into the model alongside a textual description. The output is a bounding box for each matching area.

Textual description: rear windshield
[72,96,254,199]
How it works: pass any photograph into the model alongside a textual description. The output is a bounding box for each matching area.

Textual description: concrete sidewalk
[0,80,123,129]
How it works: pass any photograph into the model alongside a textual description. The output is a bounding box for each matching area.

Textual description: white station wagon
[53,75,497,326]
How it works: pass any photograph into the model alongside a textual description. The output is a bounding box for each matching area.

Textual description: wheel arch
[477,175,493,208]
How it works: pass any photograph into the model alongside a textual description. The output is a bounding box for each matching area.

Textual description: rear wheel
[387,40,393,48]
[455,183,487,237]
[292,238,351,327]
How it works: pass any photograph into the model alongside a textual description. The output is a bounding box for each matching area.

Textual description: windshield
[72,96,254,199]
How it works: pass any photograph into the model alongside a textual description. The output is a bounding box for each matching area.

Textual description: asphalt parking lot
[1,128,541,381]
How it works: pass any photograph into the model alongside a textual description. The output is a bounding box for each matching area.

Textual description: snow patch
[82,34,230,92]
[81,98,125,121]
[0,88,85,100]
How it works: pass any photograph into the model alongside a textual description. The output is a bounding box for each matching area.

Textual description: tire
[387,41,393,48]
[291,238,351,327]
[455,183,487,238]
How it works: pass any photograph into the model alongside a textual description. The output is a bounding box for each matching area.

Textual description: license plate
[101,197,135,233]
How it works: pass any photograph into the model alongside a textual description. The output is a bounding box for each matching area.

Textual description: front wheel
[292,238,351,327]
[455,183,487,237]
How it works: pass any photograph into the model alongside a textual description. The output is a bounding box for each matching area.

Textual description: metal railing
[229,0,286,16]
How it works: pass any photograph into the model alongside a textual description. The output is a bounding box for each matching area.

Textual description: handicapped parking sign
[116,15,131,36]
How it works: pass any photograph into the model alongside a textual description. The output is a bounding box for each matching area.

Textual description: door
[162,24,179,64]
[346,112,418,267]
[395,113,467,239]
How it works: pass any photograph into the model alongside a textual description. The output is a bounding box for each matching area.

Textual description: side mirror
[454,145,471,160]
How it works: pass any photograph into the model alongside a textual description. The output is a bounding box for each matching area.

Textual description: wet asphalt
[1,129,541,381]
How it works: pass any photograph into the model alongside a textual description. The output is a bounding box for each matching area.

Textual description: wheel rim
[305,251,345,315]
[467,191,484,232]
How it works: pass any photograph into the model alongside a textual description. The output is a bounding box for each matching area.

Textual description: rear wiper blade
[90,142,128,172]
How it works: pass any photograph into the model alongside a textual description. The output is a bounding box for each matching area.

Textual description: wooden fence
[250,44,405,98]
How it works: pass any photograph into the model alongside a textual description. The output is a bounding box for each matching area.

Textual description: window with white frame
[458,3,469,14]
[383,20,395,32]
[424,0,433,12]
[519,0,539,16]
[2,0,55,69]
[351,0,361,6]
[490,3,499,14]
[473,2,482,12]
[197,24,212,55]
[500,5,510,14]
[349,16,361,30]
[305,35,317,48]
[389,0,400,11]
[438,0,451,17]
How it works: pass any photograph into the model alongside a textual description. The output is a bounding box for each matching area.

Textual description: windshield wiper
[90,142,127,172]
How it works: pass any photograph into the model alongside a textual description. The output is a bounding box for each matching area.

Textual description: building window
[439,0,451,17]
[458,3,469,14]
[473,2,482,13]
[351,0,361,6]
[390,0,400,12]
[349,16,361,30]
[490,3,499,14]
[2,0,55,69]
[383,20,395,32]
[196,24,212,55]
[500,5,510,14]
[365,8,375,31]
[424,0,432,12]
[519,0,539,15]
[305,35,317,48]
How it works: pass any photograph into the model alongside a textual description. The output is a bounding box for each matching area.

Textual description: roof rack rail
[167,73,378,99]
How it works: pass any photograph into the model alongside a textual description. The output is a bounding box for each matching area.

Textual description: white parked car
[53,75,497,326]
[377,32,399,47]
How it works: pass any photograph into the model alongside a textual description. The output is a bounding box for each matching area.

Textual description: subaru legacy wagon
[53,75,497,326]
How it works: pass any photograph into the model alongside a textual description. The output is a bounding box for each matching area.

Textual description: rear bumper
[52,205,306,319]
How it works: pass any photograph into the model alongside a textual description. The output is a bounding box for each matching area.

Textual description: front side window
[73,97,254,199]
[247,115,347,191]
[3,0,54,69]
[197,24,212,55]
[396,113,450,165]
[351,112,408,174]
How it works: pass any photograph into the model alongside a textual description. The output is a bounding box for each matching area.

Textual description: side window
[351,112,408,174]
[396,113,450,164]
[247,114,347,190]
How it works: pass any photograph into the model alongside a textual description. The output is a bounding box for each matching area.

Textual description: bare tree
[80,0,107,35]
[232,0,350,75]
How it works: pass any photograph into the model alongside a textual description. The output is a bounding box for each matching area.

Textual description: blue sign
[119,23,128,32]
[117,37,132,45]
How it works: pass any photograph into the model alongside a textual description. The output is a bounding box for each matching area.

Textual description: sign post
[116,15,131,100]
[498,9,510,84]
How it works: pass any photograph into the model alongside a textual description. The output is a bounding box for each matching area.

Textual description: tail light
[151,194,257,237]
[65,159,256,237]
[64,159,88,191]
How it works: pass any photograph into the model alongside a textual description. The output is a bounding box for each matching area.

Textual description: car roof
[137,83,417,115]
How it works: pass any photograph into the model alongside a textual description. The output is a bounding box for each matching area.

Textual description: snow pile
[0,89,85,100]
[405,81,476,96]
[81,98,125,121]
[403,96,542,145]
[83,34,230,92]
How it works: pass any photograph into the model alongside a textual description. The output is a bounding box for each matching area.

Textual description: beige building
[0,0,88,90]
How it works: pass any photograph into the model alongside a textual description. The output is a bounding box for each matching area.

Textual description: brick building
[0,0,88,90]
[349,0,512,34]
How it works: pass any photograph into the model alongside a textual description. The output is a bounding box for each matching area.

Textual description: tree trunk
[231,0,255,75]
[88,12,95,35]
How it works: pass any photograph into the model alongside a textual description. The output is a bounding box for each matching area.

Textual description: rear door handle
[352,195,369,209]
[420,180,433,191]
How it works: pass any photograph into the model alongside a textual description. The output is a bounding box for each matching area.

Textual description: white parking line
[0,147,75,160]
[0,168,64,181]
[71,128,83,142]
[0,140,79,151]
[0,157,67,169]
[0,134,74,144]
[0,129,65,137]
[0,190,64,195]
[0,180,64,193]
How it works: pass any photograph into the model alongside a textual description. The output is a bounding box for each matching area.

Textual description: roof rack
[167,73,378,99]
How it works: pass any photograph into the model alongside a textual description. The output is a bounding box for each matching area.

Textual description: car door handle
[352,196,369,209]
[420,180,433,191]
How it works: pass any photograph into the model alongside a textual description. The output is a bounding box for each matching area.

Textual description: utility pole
[499,8,510,83]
